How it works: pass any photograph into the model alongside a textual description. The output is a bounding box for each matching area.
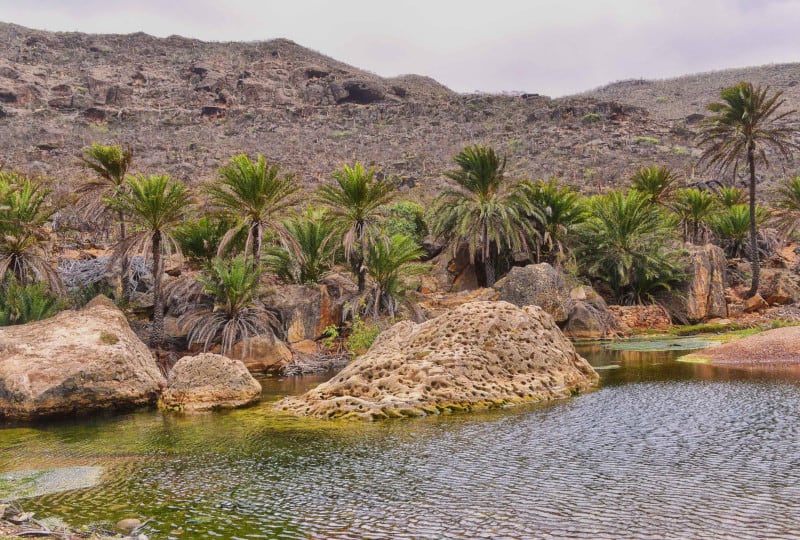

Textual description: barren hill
[0,21,798,198]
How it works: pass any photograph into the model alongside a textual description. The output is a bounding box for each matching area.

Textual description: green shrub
[710,203,768,258]
[175,216,236,262]
[581,113,602,124]
[346,316,381,357]
[633,136,659,145]
[385,201,428,245]
[0,277,63,326]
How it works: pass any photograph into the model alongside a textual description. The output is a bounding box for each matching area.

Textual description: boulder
[683,244,728,322]
[0,296,165,420]
[264,277,354,343]
[493,263,573,322]
[229,336,293,373]
[562,285,624,339]
[276,301,598,420]
[759,268,800,305]
[608,304,671,331]
[743,293,768,313]
[159,353,261,411]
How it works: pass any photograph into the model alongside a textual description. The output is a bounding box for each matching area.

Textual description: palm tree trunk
[119,212,131,300]
[747,144,760,298]
[482,223,496,287]
[150,231,164,348]
[252,221,262,268]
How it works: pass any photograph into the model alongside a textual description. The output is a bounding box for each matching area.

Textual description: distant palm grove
[0,81,797,355]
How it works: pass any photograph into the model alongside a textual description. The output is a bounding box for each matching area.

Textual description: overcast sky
[1,0,799,96]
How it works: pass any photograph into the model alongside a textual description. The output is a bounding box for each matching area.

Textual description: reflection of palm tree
[432,145,536,286]
[698,82,797,296]
[107,174,191,347]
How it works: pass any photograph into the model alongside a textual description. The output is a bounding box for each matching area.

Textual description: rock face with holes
[0,295,165,420]
[159,353,261,411]
[276,301,598,420]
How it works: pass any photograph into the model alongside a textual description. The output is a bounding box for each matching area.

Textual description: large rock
[276,301,598,420]
[684,244,728,322]
[562,286,624,339]
[0,296,165,420]
[493,263,573,322]
[159,353,261,411]
[264,276,355,343]
[759,268,800,305]
[228,336,293,373]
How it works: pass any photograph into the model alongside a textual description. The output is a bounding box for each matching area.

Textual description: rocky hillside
[0,21,799,199]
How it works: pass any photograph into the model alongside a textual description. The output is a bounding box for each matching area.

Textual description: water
[3,341,800,539]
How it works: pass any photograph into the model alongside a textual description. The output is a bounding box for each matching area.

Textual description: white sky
[1,0,799,96]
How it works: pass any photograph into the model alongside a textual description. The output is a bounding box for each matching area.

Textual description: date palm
[264,207,339,285]
[698,82,797,296]
[78,144,134,295]
[208,154,299,266]
[180,255,278,356]
[106,174,191,347]
[432,145,538,286]
[527,178,586,265]
[671,188,717,244]
[317,162,395,292]
[631,165,680,205]
[774,176,800,239]
[0,172,63,294]
[363,233,428,319]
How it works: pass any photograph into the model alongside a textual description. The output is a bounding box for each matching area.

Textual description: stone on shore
[276,301,598,420]
[493,263,573,322]
[0,295,165,421]
[159,353,262,411]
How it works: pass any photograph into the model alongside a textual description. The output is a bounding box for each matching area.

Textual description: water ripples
[11,355,800,539]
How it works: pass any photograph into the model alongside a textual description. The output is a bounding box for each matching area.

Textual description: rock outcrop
[0,296,165,420]
[159,353,262,411]
[493,263,573,322]
[608,304,672,331]
[276,301,598,420]
[563,286,624,338]
[684,244,728,322]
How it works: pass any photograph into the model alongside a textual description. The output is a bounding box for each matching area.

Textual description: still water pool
[3,340,800,539]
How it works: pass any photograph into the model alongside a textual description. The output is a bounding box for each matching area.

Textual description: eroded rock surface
[493,263,573,322]
[159,353,261,411]
[277,301,598,420]
[0,296,165,420]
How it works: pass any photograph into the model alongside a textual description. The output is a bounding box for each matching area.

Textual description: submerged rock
[276,301,598,420]
[0,296,165,421]
[159,353,262,411]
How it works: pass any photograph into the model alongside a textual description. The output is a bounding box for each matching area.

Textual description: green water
[3,340,800,539]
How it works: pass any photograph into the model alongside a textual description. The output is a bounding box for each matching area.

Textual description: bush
[384,201,428,245]
[346,315,381,357]
[174,216,234,263]
[711,204,768,258]
[633,136,659,145]
[581,113,602,124]
[0,277,64,326]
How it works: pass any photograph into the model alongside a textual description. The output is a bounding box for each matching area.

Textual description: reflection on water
[3,341,800,539]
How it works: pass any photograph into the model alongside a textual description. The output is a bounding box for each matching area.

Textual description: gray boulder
[493,263,573,322]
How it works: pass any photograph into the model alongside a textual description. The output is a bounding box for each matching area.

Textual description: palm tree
[578,190,684,304]
[106,174,191,347]
[774,176,800,239]
[431,145,538,286]
[317,162,395,291]
[264,206,339,285]
[0,172,63,294]
[711,203,768,258]
[630,165,680,205]
[526,178,586,265]
[78,143,134,295]
[715,186,747,208]
[208,154,299,266]
[363,233,428,318]
[180,256,278,356]
[698,82,797,296]
[671,188,717,244]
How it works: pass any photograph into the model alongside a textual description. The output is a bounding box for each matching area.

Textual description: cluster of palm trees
[0,80,796,350]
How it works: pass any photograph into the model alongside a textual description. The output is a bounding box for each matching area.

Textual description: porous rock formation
[276,301,598,420]
[0,295,165,420]
[159,353,262,411]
